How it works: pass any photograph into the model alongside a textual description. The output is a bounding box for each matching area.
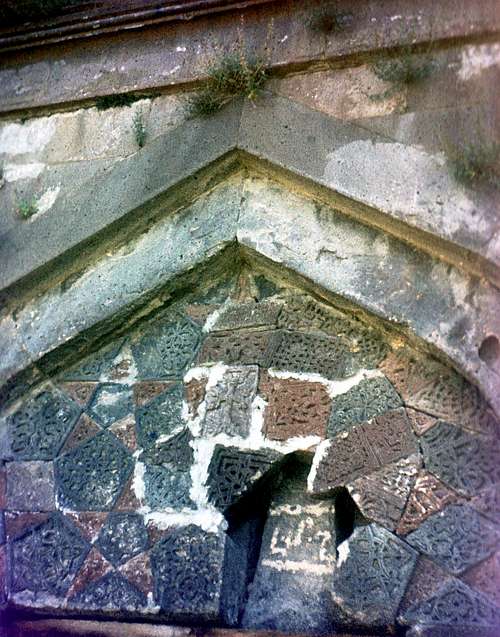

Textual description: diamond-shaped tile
[69,571,147,610]
[96,513,149,566]
[87,384,133,428]
[144,464,193,510]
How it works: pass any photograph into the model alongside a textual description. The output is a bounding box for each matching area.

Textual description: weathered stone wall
[0,1,499,635]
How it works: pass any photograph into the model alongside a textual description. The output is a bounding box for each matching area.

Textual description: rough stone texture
[10,514,89,596]
[469,486,500,526]
[6,461,55,511]
[61,414,101,453]
[400,579,500,630]
[151,525,226,620]
[67,548,112,598]
[96,513,149,567]
[65,512,108,543]
[420,421,500,495]
[5,512,50,541]
[61,341,124,382]
[311,409,418,494]
[184,378,207,418]
[8,388,81,460]
[69,571,147,611]
[406,504,500,575]
[327,376,402,436]
[207,445,282,513]
[55,431,133,511]
[462,551,500,607]
[133,382,173,407]
[398,556,452,616]
[260,373,331,441]
[60,382,98,407]
[201,367,259,438]
[347,454,420,531]
[131,314,201,379]
[135,384,184,449]
[118,552,154,597]
[108,416,137,453]
[211,300,281,332]
[198,332,279,368]
[87,384,134,429]
[144,464,193,510]
[405,408,438,436]
[397,471,461,535]
[330,524,417,629]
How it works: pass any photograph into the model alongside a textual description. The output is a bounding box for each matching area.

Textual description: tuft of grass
[95,93,148,111]
[133,111,147,148]
[447,141,500,187]
[188,55,268,118]
[307,7,353,34]
[17,198,38,220]
[372,52,437,86]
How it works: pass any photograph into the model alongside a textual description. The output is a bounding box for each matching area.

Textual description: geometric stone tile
[331,524,418,629]
[59,382,98,407]
[207,445,283,513]
[10,513,89,596]
[327,376,402,436]
[211,300,280,332]
[260,373,331,440]
[405,504,500,575]
[399,579,500,629]
[64,512,108,543]
[60,340,123,382]
[69,571,147,611]
[55,431,133,511]
[270,331,356,380]
[87,384,134,428]
[197,331,279,367]
[108,415,137,452]
[96,513,149,566]
[6,461,55,511]
[406,408,438,436]
[469,486,500,526]
[113,477,142,512]
[150,525,225,620]
[5,512,50,541]
[462,551,500,607]
[131,313,201,379]
[140,427,193,469]
[66,547,112,598]
[118,552,154,595]
[60,414,101,453]
[398,555,452,616]
[8,388,81,460]
[133,381,174,407]
[143,464,193,510]
[397,471,461,535]
[311,408,418,495]
[135,383,184,449]
[347,454,421,531]
[420,421,500,495]
[105,345,138,384]
[201,366,259,438]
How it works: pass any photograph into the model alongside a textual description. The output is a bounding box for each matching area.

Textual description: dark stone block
[0,366,45,413]
[207,445,283,513]
[96,513,149,566]
[270,331,356,379]
[131,314,201,379]
[11,513,89,596]
[312,408,418,495]
[140,427,193,469]
[135,384,184,449]
[87,384,134,428]
[69,571,147,611]
[406,504,500,575]
[420,421,500,495]
[151,525,225,621]
[331,524,417,629]
[55,431,133,511]
[144,464,193,509]
[8,388,81,460]
[400,579,500,629]
[201,366,258,438]
[6,461,55,511]
[327,376,402,436]
[211,300,280,331]
[197,331,280,366]
[61,340,123,381]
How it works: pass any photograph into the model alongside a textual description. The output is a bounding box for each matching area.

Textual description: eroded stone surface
[144,464,193,510]
[135,383,184,449]
[60,382,98,407]
[312,409,417,494]
[327,376,402,436]
[96,513,149,566]
[70,571,147,611]
[8,388,80,460]
[198,331,280,367]
[118,552,154,596]
[61,341,123,382]
[331,524,417,629]
[420,421,500,495]
[55,431,133,510]
[207,445,282,512]
[67,547,112,598]
[406,504,500,575]
[462,551,500,607]
[61,414,101,453]
[151,525,225,620]
[141,427,193,469]
[398,556,451,616]
[6,461,55,511]
[11,514,89,596]
[406,408,438,436]
[201,367,258,438]
[184,377,207,418]
[260,373,331,440]
[469,486,500,526]
[108,416,137,452]
[133,381,174,407]
[87,384,134,428]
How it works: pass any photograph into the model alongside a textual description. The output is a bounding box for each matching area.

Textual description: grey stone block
[6,461,55,511]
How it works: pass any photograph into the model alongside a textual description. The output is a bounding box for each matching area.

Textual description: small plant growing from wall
[17,198,38,220]
[447,141,500,187]
[133,110,147,148]
[188,54,268,118]
[307,5,353,34]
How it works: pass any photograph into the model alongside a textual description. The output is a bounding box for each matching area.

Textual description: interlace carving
[96,513,149,566]
[144,464,193,509]
[135,383,184,449]
[70,571,147,610]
